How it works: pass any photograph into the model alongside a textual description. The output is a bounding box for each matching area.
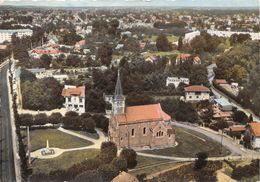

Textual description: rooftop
[249,122,260,137]
[184,85,210,92]
[61,86,85,97]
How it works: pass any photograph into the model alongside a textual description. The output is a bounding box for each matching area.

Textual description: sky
[0,0,259,7]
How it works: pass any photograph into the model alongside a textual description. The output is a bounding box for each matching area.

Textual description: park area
[141,127,231,157]
[21,129,93,151]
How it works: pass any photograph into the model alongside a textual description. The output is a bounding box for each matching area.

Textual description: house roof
[115,103,171,125]
[61,86,85,97]
[176,53,191,60]
[112,172,139,182]
[215,79,228,84]
[184,85,210,92]
[228,125,246,132]
[249,122,260,137]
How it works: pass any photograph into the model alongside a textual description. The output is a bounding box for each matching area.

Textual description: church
[108,70,176,149]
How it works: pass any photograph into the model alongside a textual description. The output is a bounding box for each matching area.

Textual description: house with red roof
[61,85,85,113]
[175,54,201,65]
[247,122,260,149]
[184,85,210,102]
[109,70,175,149]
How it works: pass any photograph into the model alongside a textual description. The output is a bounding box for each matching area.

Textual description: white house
[61,85,85,114]
[0,29,33,43]
[248,122,260,149]
[166,77,190,88]
[184,85,210,102]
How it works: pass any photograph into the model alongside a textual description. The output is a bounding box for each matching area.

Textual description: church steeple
[113,69,125,115]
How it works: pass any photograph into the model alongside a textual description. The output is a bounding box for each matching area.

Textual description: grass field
[141,127,231,157]
[21,129,93,151]
[68,129,99,139]
[31,149,99,174]
[144,35,178,43]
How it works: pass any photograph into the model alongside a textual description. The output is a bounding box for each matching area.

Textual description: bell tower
[113,69,125,115]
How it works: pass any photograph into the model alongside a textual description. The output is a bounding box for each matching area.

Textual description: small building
[166,77,190,88]
[248,122,260,149]
[225,125,245,139]
[214,98,233,111]
[184,85,210,102]
[61,85,85,114]
[109,70,175,149]
[176,54,201,65]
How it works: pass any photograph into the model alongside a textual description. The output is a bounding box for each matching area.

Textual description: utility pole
[27,126,31,166]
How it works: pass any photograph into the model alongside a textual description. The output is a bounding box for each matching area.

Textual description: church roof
[115,103,171,125]
[114,69,124,100]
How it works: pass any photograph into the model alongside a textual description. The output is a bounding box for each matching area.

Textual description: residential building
[247,122,260,149]
[0,29,33,43]
[61,85,85,114]
[214,98,233,111]
[184,85,210,102]
[109,70,175,149]
[166,77,190,88]
[175,54,201,65]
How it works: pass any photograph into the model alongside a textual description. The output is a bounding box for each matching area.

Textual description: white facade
[0,29,33,43]
[251,137,260,149]
[62,85,85,114]
[185,91,210,102]
[166,77,190,88]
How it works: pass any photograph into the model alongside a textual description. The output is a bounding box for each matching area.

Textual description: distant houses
[0,29,33,43]
[61,85,85,114]
[175,54,201,65]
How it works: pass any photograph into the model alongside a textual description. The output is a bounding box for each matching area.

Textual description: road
[0,62,16,182]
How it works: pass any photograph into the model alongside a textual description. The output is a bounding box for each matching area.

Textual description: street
[0,62,16,182]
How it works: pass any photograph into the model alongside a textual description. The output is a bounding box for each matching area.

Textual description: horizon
[0,0,259,8]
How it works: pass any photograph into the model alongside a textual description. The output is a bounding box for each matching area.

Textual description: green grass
[31,149,99,174]
[68,129,99,139]
[21,129,93,151]
[140,127,231,158]
[144,35,178,42]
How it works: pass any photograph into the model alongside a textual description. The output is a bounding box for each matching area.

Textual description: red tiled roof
[215,79,228,84]
[249,122,260,137]
[184,85,210,92]
[176,54,191,60]
[61,86,85,97]
[115,103,171,125]
[228,125,246,132]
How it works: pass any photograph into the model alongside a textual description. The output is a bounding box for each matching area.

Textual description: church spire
[114,69,124,100]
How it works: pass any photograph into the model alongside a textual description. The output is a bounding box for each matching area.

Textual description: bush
[48,112,63,124]
[231,160,259,180]
[194,152,208,170]
[19,113,34,126]
[34,113,48,125]
[98,164,119,182]
[111,157,127,172]
[120,148,137,168]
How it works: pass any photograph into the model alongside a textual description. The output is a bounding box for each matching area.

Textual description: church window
[131,129,135,136]
[143,127,146,135]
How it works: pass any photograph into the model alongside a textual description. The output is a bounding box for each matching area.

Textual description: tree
[65,111,79,117]
[243,134,251,149]
[34,113,48,125]
[20,69,37,83]
[40,54,52,68]
[74,170,102,182]
[97,43,113,66]
[19,113,34,126]
[98,164,119,182]
[156,34,172,52]
[111,157,127,172]
[178,36,183,50]
[48,112,63,124]
[194,152,208,170]
[82,117,96,133]
[233,110,248,124]
[100,141,117,163]
[119,148,137,168]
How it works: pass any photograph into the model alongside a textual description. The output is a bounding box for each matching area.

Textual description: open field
[21,129,93,151]
[31,149,99,174]
[68,129,99,139]
[141,127,231,157]
[144,35,179,43]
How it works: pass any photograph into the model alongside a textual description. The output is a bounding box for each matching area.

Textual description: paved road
[0,62,16,182]
[172,122,246,156]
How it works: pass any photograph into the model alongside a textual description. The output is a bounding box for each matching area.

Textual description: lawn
[31,149,99,174]
[21,129,93,151]
[144,35,179,43]
[68,129,99,139]
[140,127,231,157]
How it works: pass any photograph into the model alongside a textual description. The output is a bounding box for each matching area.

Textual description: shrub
[100,141,117,163]
[120,148,137,168]
[48,112,63,124]
[34,113,48,125]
